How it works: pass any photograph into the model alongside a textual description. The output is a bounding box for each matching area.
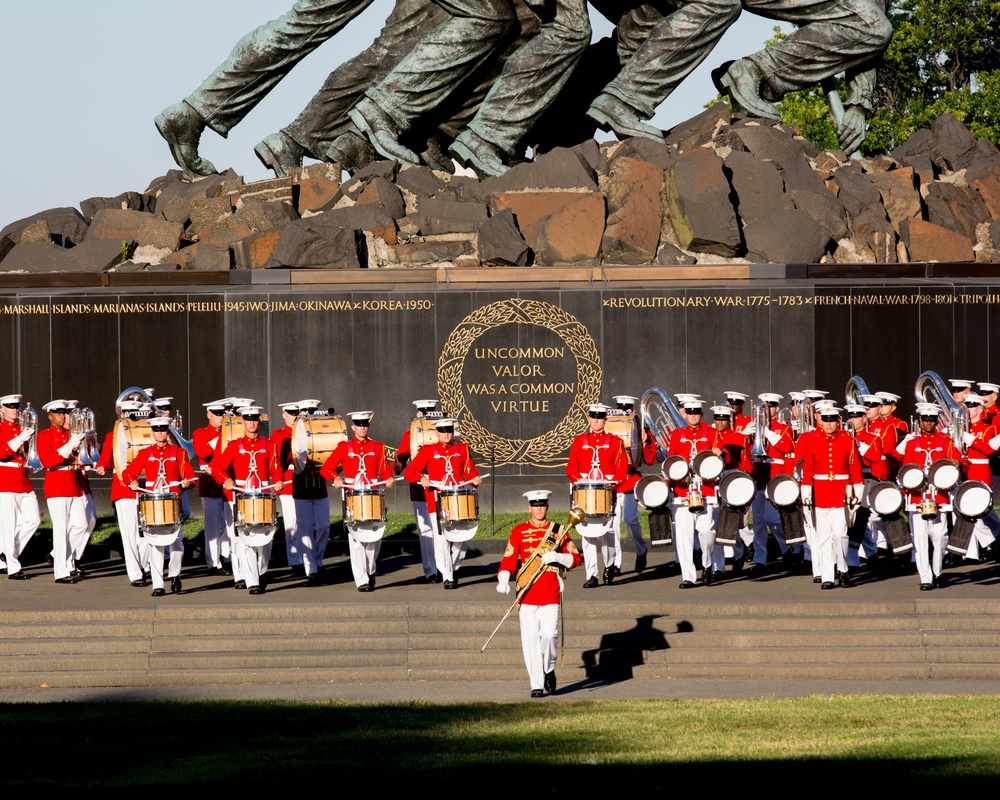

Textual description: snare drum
[766,474,800,508]
[897,463,926,492]
[572,481,615,518]
[663,455,690,482]
[292,415,348,472]
[345,487,386,523]
[236,490,277,545]
[928,458,961,491]
[635,476,669,509]
[138,492,180,528]
[693,450,724,481]
[438,487,478,523]
[868,481,904,517]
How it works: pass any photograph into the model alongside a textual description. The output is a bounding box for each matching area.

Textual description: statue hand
[836,106,867,154]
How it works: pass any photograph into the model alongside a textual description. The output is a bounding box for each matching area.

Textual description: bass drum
[113,418,155,481]
[220,414,271,451]
[409,417,440,456]
[868,481,903,517]
[292,415,348,472]
[954,480,995,519]
[718,470,755,508]
[766,474,800,508]
[928,458,961,492]
[635,476,669,509]
[605,412,642,467]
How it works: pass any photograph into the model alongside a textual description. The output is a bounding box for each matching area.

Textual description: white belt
[0,461,25,468]
[50,466,78,472]
[814,474,849,480]
[968,458,990,464]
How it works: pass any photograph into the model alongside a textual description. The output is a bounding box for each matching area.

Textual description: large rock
[724,150,793,228]
[900,218,974,262]
[79,192,145,222]
[663,148,740,257]
[851,206,897,263]
[602,157,663,264]
[355,177,406,220]
[868,167,922,233]
[664,102,730,153]
[0,207,88,248]
[830,164,882,222]
[924,182,989,240]
[312,205,397,245]
[789,188,849,240]
[267,221,363,269]
[489,191,605,265]
[187,196,235,236]
[930,114,979,171]
[87,208,152,242]
[394,239,473,265]
[0,238,126,272]
[136,218,184,251]
[478,209,530,266]
[743,208,830,263]
[481,147,597,193]
[414,198,488,235]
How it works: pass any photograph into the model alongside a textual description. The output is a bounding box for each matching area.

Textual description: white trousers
[148,529,184,590]
[613,492,645,568]
[578,517,615,579]
[413,500,437,578]
[519,603,560,692]
[47,495,89,580]
[674,503,721,583]
[430,513,466,582]
[279,494,300,567]
[295,496,330,575]
[0,490,40,575]
[237,537,272,588]
[813,506,849,583]
[348,527,382,586]
[222,501,244,583]
[202,496,226,569]
[114,498,149,582]
[910,510,947,584]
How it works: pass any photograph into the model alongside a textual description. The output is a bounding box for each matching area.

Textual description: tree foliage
[766,1,1000,154]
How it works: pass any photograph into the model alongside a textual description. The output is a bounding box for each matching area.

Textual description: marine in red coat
[0,394,40,579]
[496,490,581,696]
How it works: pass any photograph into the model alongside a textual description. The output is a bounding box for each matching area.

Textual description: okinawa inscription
[437,299,601,468]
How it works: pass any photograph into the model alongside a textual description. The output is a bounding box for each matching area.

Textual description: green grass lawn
[2,696,999,785]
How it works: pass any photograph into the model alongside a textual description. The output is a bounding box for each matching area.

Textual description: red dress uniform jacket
[0,418,33,493]
[710,427,752,472]
[566,431,628,487]
[499,520,582,605]
[193,424,225,499]
[763,419,795,477]
[801,430,863,508]
[212,436,282,501]
[96,430,135,501]
[271,425,294,497]
[394,429,426,502]
[965,419,998,483]
[404,441,479,513]
[122,443,195,490]
[618,425,658,494]
[855,428,887,481]
[320,439,392,486]
[900,432,959,507]
[37,426,84,498]
[667,423,716,499]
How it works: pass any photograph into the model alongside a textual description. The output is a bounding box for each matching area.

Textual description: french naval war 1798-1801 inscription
[437,299,601,468]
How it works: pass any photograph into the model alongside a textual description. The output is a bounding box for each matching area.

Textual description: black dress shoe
[838,571,852,588]
[933,574,943,588]
[151,588,165,597]
[430,572,443,584]
[679,580,696,589]
[8,572,29,580]
[544,670,557,694]
[748,564,767,578]
[920,582,934,591]
[530,689,545,698]
[821,581,835,590]
[143,571,151,583]
[248,585,263,595]
[72,566,85,578]
[55,577,77,584]
[368,575,376,590]
[234,580,247,590]
[443,579,457,590]
[813,576,822,584]
[130,579,145,587]
[170,577,182,594]
[703,568,715,586]
[635,552,647,573]
[357,583,373,593]
[219,564,233,576]
[583,576,599,589]
[306,573,322,586]
[603,566,615,586]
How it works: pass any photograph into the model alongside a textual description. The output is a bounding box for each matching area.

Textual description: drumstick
[345,478,391,488]
[430,474,490,490]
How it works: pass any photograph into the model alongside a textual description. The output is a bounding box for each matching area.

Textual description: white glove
[850,484,865,506]
[857,442,870,457]
[496,570,511,595]
[763,429,781,446]
[896,434,914,456]
[57,441,75,458]
[740,421,757,436]
[70,432,85,449]
[800,485,812,505]
[541,551,573,568]
[963,432,976,447]
[7,431,31,450]
[990,433,1000,451]
[208,437,219,450]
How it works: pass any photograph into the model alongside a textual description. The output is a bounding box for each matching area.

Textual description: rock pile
[3,107,999,272]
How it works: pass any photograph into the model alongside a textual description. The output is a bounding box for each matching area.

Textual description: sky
[0,1,785,230]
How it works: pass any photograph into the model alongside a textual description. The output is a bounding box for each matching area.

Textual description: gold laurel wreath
[438,299,601,467]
